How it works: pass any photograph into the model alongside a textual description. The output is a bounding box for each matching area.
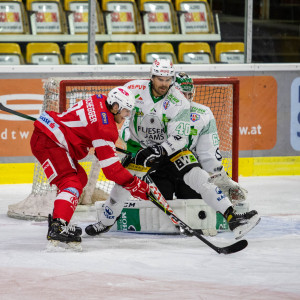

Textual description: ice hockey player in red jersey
[30,86,149,247]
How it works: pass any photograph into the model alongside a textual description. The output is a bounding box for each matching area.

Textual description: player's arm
[161,102,190,155]
[193,108,223,174]
[93,139,149,200]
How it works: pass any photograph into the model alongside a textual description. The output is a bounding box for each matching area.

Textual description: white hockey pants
[183,167,232,214]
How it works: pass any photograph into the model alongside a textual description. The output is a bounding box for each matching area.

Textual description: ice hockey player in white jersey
[173,72,259,236]
[85,60,260,240]
[174,72,248,203]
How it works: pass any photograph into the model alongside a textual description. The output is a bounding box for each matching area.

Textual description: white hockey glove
[209,167,248,204]
[134,145,166,167]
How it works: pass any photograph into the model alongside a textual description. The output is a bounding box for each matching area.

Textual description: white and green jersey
[187,101,222,173]
[123,80,190,155]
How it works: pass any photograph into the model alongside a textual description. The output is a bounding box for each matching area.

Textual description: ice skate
[85,221,113,236]
[226,209,261,240]
[48,214,82,236]
[47,217,82,251]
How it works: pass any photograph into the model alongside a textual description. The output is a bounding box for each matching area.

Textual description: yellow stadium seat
[26,0,67,34]
[0,0,29,34]
[102,42,139,64]
[141,42,177,63]
[26,43,64,64]
[139,0,179,34]
[175,0,215,34]
[0,43,24,64]
[215,42,245,64]
[64,43,102,64]
[178,42,213,64]
[102,0,142,34]
[64,0,104,34]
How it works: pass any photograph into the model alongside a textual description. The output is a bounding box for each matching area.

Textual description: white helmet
[107,86,135,112]
[150,58,175,80]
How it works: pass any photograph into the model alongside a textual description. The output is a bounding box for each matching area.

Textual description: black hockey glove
[134,145,166,167]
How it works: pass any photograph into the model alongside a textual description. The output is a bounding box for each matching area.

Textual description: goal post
[7,77,239,221]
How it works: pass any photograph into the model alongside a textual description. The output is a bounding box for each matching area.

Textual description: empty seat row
[0,42,245,65]
[0,0,215,35]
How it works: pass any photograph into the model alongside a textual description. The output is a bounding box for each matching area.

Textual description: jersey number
[175,122,190,136]
[58,101,88,127]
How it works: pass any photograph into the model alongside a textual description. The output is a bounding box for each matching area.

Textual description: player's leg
[168,149,260,239]
[30,128,86,244]
[85,183,131,236]
[147,168,175,200]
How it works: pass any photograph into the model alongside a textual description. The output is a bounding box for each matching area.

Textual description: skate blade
[46,240,83,252]
[234,215,261,240]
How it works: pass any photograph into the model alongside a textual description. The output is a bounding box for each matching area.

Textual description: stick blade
[218,239,248,254]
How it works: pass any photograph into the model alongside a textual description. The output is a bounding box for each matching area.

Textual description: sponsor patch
[96,94,103,99]
[127,163,150,173]
[104,205,114,219]
[170,151,198,170]
[215,147,222,161]
[42,159,57,182]
[101,112,108,124]
[215,187,225,201]
[38,112,59,131]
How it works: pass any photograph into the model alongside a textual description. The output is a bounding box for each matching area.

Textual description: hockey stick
[0,102,37,121]
[144,174,248,255]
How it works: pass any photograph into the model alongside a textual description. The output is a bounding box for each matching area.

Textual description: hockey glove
[124,176,150,201]
[209,167,248,204]
[134,145,166,167]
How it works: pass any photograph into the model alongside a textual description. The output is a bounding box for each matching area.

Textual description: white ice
[0,176,300,300]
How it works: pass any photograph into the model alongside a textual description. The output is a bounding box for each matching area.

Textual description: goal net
[7,77,239,221]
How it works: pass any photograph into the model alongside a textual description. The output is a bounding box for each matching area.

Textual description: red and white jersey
[34,94,132,186]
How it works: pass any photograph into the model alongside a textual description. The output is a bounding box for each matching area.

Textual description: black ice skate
[48,214,82,236]
[226,209,261,240]
[85,221,113,236]
[47,217,82,249]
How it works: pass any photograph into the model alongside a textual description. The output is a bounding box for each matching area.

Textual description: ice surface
[0,176,300,300]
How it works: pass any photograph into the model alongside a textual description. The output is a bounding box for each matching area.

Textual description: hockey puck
[198,210,206,220]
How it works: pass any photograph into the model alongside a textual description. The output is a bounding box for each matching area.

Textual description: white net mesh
[7,77,238,220]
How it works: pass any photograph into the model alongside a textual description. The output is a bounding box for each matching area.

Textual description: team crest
[163,99,170,110]
[190,113,200,122]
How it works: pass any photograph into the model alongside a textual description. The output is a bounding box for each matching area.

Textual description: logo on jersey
[135,111,144,117]
[215,147,222,161]
[135,94,144,101]
[137,126,165,141]
[167,94,180,105]
[163,99,170,110]
[96,94,103,99]
[101,112,108,124]
[104,206,114,219]
[38,113,58,132]
[42,159,57,182]
[215,187,225,201]
[191,113,200,122]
